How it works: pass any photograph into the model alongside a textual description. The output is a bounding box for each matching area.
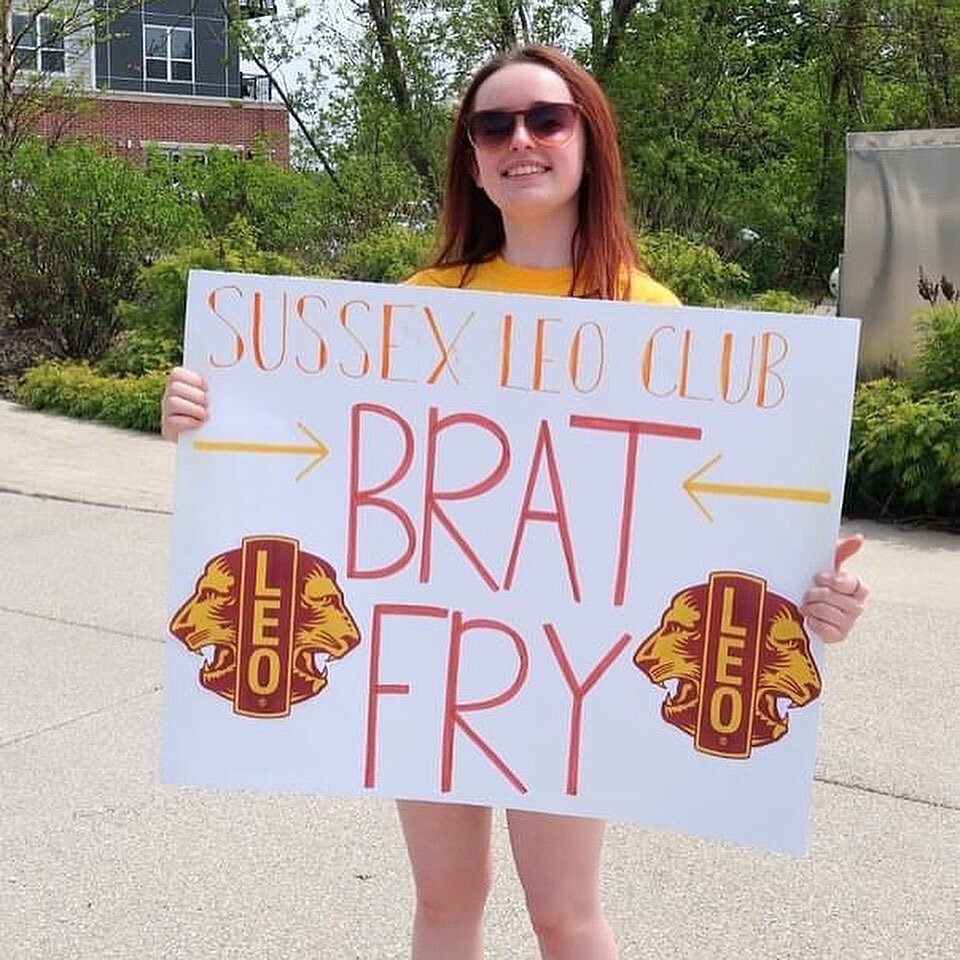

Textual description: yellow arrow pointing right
[193,421,329,481]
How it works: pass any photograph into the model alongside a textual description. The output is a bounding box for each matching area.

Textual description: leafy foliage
[639,231,748,306]
[95,329,182,377]
[144,148,329,268]
[336,225,437,283]
[911,304,960,393]
[116,217,302,350]
[0,141,190,359]
[745,290,816,315]
[16,362,165,433]
[845,378,960,523]
[837,282,960,524]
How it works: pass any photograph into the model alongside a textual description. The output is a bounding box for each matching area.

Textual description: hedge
[844,379,959,524]
[16,363,165,433]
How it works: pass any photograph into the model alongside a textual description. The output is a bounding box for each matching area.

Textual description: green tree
[1,140,191,358]
[885,0,960,127]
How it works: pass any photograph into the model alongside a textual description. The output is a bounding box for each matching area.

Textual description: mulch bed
[0,324,61,400]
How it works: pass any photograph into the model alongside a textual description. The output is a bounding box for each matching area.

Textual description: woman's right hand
[161,366,208,442]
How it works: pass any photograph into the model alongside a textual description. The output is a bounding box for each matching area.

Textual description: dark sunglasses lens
[469,112,514,148]
[468,104,578,148]
[527,103,578,141]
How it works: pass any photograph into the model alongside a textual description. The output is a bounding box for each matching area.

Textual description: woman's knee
[413,858,492,923]
[525,894,610,955]
[525,888,602,933]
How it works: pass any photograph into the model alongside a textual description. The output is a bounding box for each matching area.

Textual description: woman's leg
[397,800,493,960]
[507,809,619,960]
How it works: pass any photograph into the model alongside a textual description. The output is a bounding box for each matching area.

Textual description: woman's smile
[502,161,552,178]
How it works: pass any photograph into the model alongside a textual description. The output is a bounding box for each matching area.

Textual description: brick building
[16,0,289,163]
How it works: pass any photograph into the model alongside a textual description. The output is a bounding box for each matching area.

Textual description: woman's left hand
[800,534,869,644]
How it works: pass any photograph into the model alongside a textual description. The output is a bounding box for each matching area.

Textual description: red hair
[432,46,641,300]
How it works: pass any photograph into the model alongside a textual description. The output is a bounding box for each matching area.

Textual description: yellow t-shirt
[405,256,681,305]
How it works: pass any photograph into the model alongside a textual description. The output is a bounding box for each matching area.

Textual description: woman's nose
[508,117,536,149]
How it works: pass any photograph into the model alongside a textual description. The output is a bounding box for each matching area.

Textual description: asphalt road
[1,400,957,959]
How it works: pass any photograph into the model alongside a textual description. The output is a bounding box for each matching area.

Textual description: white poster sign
[162,270,860,855]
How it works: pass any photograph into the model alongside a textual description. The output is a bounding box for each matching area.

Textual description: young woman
[162,45,868,960]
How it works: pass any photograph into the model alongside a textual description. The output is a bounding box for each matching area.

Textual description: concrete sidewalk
[1,399,957,959]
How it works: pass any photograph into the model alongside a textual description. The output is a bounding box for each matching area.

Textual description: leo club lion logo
[169,536,360,718]
[634,571,821,758]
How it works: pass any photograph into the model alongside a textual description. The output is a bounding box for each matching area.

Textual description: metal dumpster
[839,127,960,375]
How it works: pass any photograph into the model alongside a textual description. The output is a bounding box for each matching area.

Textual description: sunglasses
[466,102,581,151]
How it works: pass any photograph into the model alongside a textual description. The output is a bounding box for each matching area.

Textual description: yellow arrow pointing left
[193,421,329,481]
[683,453,831,522]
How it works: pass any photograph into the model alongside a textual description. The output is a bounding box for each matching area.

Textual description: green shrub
[745,290,815,314]
[96,329,181,376]
[638,231,749,306]
[845,378,960,522]
[116,216,302,348]
[911,304,960,393]
[144,147,328,266]
[336,225,436,284]
[16,363,165,433]
[0,140,193,360]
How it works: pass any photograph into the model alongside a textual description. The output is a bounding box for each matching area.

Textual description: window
[158,145,209,164]
[11,12,65,73]
[144,24,193,83]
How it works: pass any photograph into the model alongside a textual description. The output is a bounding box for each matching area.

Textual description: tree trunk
[366,0,436,189]
[808,0,868,288]
[493,0,518,51]
[597,0,641,83]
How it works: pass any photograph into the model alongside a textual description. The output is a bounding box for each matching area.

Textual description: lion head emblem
[170,537,360,717]
[634,572,821,757]
[634,586,706,737]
